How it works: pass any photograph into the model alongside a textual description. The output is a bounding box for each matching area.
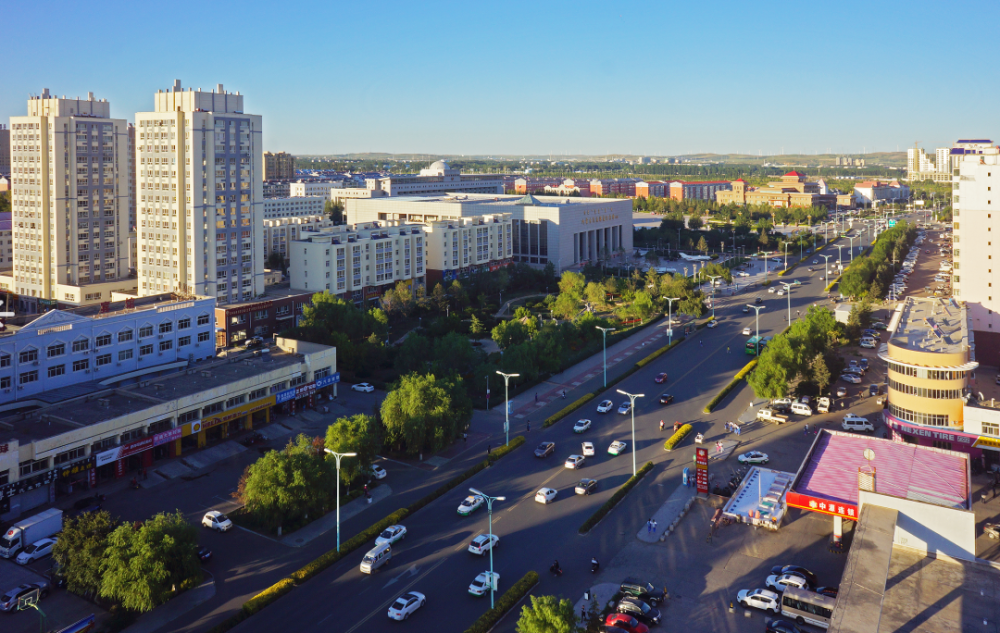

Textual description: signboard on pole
[695,447,709,494]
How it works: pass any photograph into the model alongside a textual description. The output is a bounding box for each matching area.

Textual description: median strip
[703,359,758,413]
[579,461,654,534]
[463,571,539,633]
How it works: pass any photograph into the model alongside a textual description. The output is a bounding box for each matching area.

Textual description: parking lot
[0,557,103,633]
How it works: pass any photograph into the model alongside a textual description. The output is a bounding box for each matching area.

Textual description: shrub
[579,462,654,534]
[703,359,758,413]
[464,571,540,633]
[663,424,692,451]
[243,578,296,616]
[824,275,840,293]
[634,339,680,368]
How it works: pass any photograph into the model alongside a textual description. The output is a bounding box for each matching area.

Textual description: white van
[860,336,877,347]
[790,402,812,416]
[842,414,874,433]
[360,542,392,574]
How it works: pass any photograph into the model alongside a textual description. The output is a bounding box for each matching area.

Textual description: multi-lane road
[231,231,876,633]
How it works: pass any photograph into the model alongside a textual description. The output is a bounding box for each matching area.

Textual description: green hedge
[824,275,841,293]
[463,571,540,633]
[778,240,828,277]
[635,338,680,368]
[207,577,297,633]
[579,461,654,534]
[662,424,692,451]
[544,394,594,427]
[703,359,758,413]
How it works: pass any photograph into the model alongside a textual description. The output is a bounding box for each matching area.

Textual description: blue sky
[3,0,996,157]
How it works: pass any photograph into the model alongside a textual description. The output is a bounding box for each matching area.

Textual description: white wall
[858,490,976,561]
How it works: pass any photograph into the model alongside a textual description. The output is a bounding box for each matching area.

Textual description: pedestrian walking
[804,424,810,435]
[534,392,538,403]
[526,420,531,432]
[737,425,741,436]
[652,520,658,534]
[647,519,653,534]
[700,340,703,347]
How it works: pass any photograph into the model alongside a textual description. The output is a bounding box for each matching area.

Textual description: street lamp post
[596,326,616,387]
[707,275,722,319]
[820,254,832,287]
[835,244,845,270]
[665,297,680,346]
[746,305,764,355]
[616,389,644,476]
[323,449,357,552]
[783,242,790,271]
[843,235,857,263]
[468,487,505,609]
[780,282,793,323]
[495,371,520,446]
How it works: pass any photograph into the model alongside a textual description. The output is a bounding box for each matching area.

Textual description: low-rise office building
[0,337,336,519]
[214,286,315,347]
[420,214,513,287]
[669,180,731,201]
[853,180,910,206]
[263,180,291,198]
[263,195,326,219]
[635,181,668,198]
[289,180,344,198]
[367,160,502,197]
[589,178,637,197]
[263,215,333,263]
[715,172,838,209]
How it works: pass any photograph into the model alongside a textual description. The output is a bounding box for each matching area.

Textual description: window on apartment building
[159,340,173,352]
[73,359,89,372]
[119,349,133,361]
[19,370,38,384]
[54,447,86,465]
[0,354,9,368]
[249,387,267,400]
[0,377,10,390]
[0,470,8,485]
[121,428,145,443]
[270,381,287,394]
[226,394,246,408]
[139,344,153,356]
[197,331,210,343]
[197,313,210,326]
[118,329,133,343]
[19,348,38,364]
[95,333,112,347]
[203,401,224,416]
[178,410,200,424]
[19,459,48,476]
[47,343,65,358]
[178,317,191,329]
[96,354,111,367]
[47,364,66,378]
[178,336,191,347]
[159,321,173,334]
[984,422,1000,437]
[139,325,153,338]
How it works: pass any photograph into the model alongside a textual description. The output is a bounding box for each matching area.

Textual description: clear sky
[3,0,996,157]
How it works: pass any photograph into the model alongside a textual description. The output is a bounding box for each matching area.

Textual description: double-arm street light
[820,254,832,286]
[596,326,616,387]
[746,305,764,355]
[780,281,793,323]
[783,242,790,271]
[707,275,722,319]
[469,487,505,609]
[842,235,857,264]
[616,389,644,476]
[835,244,845,270]
[665,297,680,345]
[496,371,519,446]
[324,449,357,552]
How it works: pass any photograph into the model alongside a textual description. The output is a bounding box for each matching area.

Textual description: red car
[605,613,650,633]
[654,373,668,384]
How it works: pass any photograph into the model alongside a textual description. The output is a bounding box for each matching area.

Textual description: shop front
[884,412,984,457]
[56,456,95,497]
[0,469,58,517]
[95,436,156,481]
[277,374,340,415]
[198,396,277,446]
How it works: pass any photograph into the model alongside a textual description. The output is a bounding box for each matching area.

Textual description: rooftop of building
[0,293,213,332]
[888,296,968,357]
[792,430,969,511]
[0,345,308,445]
[354,193,624,208]
[215,283,314,309]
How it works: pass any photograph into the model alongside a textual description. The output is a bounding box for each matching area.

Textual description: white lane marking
[337,556,449,633]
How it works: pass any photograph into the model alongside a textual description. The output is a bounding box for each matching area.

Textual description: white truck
[757,408,790,424]
[817,397,831,414]
[0,507,63,558]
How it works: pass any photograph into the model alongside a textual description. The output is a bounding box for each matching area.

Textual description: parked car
[766,619,804,633]
[0,581,50,612]
[575,479,598,495]
[467,534,499,555]
[375,525,407,546]
[457,495,484,516]
[737,451,769,465]
[605,613,650,633]
[815,586,839,598]
[769,565,818,587]
[534,488,557,504]
[351,383,375,393]
[370,464,387,480]
[565,455,586,469]
[468,572,499,597]
[616,597,662,625]
[706,320,719,329]
[836,386,847,397]
[202,511,233,532]
[196,546,213,562]
[859,358,869,369]
[843,414,874,433]
[608,441,627,456]
[387,591,426,620]
[659,393,674,405]
[573,419,592,433]
[737,588,780,613]
[597,399,614,413]
[620,578,664,605]
[766,573,809,593]
[534,442,555,458]
[15,537,57,565]
[841,373,862,384]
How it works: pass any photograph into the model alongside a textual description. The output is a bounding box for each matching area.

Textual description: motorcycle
[550,564,563,577]
[591,559,600,573]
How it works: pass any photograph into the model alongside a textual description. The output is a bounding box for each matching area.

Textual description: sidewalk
[277,484,393,547]
[122,575,216,633]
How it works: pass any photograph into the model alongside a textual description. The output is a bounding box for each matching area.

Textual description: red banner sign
[695,448,709,494]
[785,490,858,520]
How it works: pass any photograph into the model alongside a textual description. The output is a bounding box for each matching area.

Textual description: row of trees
[747,306,843,400]
[53,510,201,613]
[838,221,917,300]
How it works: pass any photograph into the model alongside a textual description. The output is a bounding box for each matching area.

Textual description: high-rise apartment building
[0,124,10,176]
[135,80,264,304]
[5,90,136,311]
[263,151,295,181]
[127,123,136,229]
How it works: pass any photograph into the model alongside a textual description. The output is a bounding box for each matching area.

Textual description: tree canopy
[516,595,578,633]
[380,372,473,454]
[52,510,117,599]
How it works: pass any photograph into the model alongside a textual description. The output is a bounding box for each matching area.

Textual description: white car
[457,495,484,516]
[565,455,586,469]
[607,441,627,456]
[573,419,592,433]
[841,373,863,383]
[535,488,557,504]
[370,464,387,480]
[776,290,785,296]
[766,573,809,593]
[617,402,632,415]
[15,537,57,565]
[742,327,752,336]
[737,588,780,613]
[202,510,233,532]
[772,398,792,408]
[375,524,407,546]
[387,591,425,620]
[468,533,499,555]
[843,414,875,433]
[811,260,818,264]
[469,572,499,596]
[582,442,595,457]
[706,320,719,329]
[351,383,375,393]
[596,399,614,413]
[737,451,769,465]
[768,287,776,293]
[737,271,750,277]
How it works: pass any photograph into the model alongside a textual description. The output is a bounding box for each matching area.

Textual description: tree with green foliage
[99,511,201,612]
[431,283,449,313]
[584,282,608,311]
[847,301,872,339]
[811,353,831,395]
[469,314,485,338]
[696,235,709,253]
[0,192,10,215]
[394,332,432,375]
[492,319,528,349]
[432,332,479,375]
[324,199,345,223]
[380,373,473,454]
[265,251,285,271]
[325,414,382,485]
[552,292,580,319]
[52,510,117,599]
[234,434,338,532]
[516,595,578,633]
[747,335,796,400]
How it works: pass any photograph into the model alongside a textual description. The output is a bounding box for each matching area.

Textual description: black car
[743,306,751,313]
[197,546,213,563]
[619,578,663,606]
[534,442,555,458]
[616,597,661,625]
[72,494,106,511]
[659,393,674,405]
[575,479,598,495]
[868,384,879,397]
[766,619,804,633]
[769,565,818,587]
[755,297,762,304]
[815,586,838,598]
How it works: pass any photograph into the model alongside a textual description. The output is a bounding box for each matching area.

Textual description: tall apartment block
[263,151,295,181]
[0,124,10,175]
[135,80,264,304]
[5,90,136,311]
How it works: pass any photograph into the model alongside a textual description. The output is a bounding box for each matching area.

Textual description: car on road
[755,297,763,304]
[737,271,749,277]
[766,573,809,593]
[869,384,879,396]
[659,393,674,405]
[706,320,719,329]
[351,382,375,393]
[616,597,662,625]
[654,372,668,383]
[375,525,407,546]
[202,511,233,532]
[582,442,595,456]
[468,534,499,555]
[768,287,776,294]
[388,591,426,619]
[841,373,862,384]
[468,572,499,597]
[843,366,865,376]
[843,414,874,433]
[769,565,818,587]
[743,327,752,336]
[573,419,592,433]
[771,257,782,262]
[737,588,780,613]
[597,399,614,413]
[15,537,57,565]
[0,581,50,612]
[766,619,804,633]
[605,613,650,633]
[565,454,586,469]
[243,335,265,349]
[457,495,484,516]
[743,306,751,313]
[812,260,818,264]
[618,402,632,415]
[808,267,815,272]
[535,488,557,504]
[776,289,785,296]
[196,546,213,562]
[815,586,839,598]
[872,322,887,330]
[534,442,555,458]
[836,386,847,397]
[72,494,107,510]
[608,441,627,456]
[737,451,769,465]
[575,478,598,495]
[370,464,387,480]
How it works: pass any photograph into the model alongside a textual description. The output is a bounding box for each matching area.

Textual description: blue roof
[957,139,992,143]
